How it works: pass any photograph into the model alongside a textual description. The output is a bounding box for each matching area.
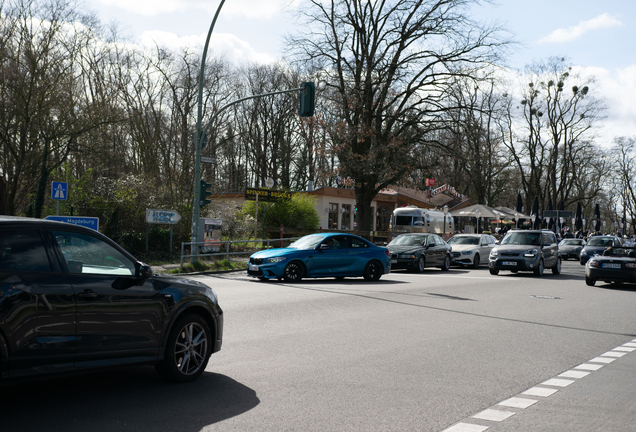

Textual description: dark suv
[0,216,223,383]
[488,229,561,276]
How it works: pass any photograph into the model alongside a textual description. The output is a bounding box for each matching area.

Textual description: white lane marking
[613,346,636,352]
[589,356,616,363]
[473,409,515,421]
[441,423,489,432]
[498,397,538,409]
[558,370,590,379]
[523,387,558,397]
[541,378,575,387]
[574,363,604,371]
[601,351,626,358]
[423,275,513,281]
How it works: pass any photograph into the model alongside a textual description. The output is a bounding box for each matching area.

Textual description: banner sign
[245,188,292,201]
[425,178,436,187]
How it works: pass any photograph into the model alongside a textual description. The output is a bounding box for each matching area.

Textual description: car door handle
[78,291,97,299]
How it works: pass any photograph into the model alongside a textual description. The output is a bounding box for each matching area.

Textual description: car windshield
[289,234,325,250]
[448,236,480,245]
[562,239,584,245]
[587,237,613,247]
[389,235,427,246]
[501,232,541,246]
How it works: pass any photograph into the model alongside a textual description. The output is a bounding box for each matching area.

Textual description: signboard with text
[146,209,182,224]
[425,178,436,187]
[45,216,99,231]
[244,188,292,202]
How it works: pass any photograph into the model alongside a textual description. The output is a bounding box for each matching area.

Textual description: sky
[84,0,636,146]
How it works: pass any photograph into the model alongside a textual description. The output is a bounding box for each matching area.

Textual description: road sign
[201,156,217,164]
[51,182,68,200]
[146,209,182,224]
[45,216,99,231]
[266,177,274,188]
[543,210,573,218]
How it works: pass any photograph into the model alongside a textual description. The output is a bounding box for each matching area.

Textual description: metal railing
[180,237,303,270]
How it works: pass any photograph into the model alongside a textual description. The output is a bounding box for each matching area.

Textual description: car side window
[332,236,351,250]
[0,230,51,272]
[350,238,369,248]
[52,231,135,276]
[434,236,445,245]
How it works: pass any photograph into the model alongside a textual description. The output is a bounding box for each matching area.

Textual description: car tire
[489,268,499,275]
[155,313,212,383]
[363,260,383,281]
[585,277,595,286]
[283,261,304,282]
[552,258,562,275]
[440,255,451,271]
[472,254,480,269]
[417,256,426,273]
[534,259,544,276]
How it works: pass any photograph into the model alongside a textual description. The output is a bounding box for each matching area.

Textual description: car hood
[388,245,423,254]
[448,244,478,252]
[560,244,583,251]
[582,246,607,254]
[494,245,540,252]
[250,248,303,259]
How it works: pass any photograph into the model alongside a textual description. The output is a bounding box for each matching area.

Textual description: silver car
[448,234,497,269]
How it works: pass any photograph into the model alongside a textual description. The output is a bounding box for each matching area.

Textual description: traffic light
[199,180,212,207]
[299,82,315,117]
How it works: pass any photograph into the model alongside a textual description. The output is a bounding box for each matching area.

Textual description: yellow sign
[244,188,292,201]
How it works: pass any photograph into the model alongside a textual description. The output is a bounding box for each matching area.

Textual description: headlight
[264,256,287,263]
[580,250,588,256]
[523,249,538,257]
[398,254,416,259]
[573,247,582,253]
[461,251,474,255]
[490,250,499,257]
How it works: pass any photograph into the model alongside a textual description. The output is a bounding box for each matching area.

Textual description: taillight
[626,263,636,269]
[588,260,599,267]
[385,250,391,257]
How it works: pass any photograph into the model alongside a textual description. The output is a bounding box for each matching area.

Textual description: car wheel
[489,268,499,275]
[363,260,383,281]
[552,258,562,274]
[534,259,544,276]
[440,255,451,271]
[283,261,304,282]
[155,313,212,383]
[417,256,426,273]
[472,254,480,269]
[585,277,595,286]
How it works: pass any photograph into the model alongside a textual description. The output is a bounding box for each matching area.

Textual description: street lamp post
[531,214,536,229]
[476,209,481,234]
[443,205,448,239]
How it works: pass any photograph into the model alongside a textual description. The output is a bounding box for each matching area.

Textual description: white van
[390,206,454,235]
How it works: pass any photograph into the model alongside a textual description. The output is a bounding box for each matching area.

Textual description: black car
[585,247,636,286]
[388,233,452,272]
[488,229,561,276]
[0,216,223,383]
[559,238,586,260]
[579,236,624,265]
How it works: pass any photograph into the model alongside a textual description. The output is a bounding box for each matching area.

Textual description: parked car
[247,233,391,282]
[388,233,452,272]
[488,229,561,276]
[585,246,636,286]
[0,216,223,384]
[580,236,624,265]
[448,233,497,268]
[559,238,586,260]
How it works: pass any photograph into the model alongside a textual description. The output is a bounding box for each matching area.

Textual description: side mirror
[137,263,153,279]
[319,243,330,250]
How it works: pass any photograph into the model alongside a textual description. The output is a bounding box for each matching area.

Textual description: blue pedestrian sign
[45,216,99,231]
[51,182,68,200]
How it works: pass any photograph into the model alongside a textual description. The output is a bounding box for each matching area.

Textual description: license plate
[602,263,621,269]
[248,264,260,271]
[502,261,517,266]
[391,259,397,264]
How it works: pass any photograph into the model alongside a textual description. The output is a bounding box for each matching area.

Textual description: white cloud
[538,13,623,44]
[141,30,276,64]
[98,0,292,19]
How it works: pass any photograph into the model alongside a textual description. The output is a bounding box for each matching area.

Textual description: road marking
[498,397,538,408]
[473,409,515,421]
[625,342,636,347]
[589,356,616,363]
[601,351,626,358]
[613,346,636,352]
[541,378,575,387]
[558,370,590,379]
[574,363,604,371]
[442,423,489,432]
[523,387,558,397]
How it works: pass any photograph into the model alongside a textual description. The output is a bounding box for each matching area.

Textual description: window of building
[342,204,351,230]
[328,203,339,230]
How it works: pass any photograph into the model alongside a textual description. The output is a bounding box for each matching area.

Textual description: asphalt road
[2,260,636,431]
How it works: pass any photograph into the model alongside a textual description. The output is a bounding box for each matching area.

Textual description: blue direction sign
[51,182,68,200]
[45,216,99,231]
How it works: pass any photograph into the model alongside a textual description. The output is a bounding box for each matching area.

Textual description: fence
[180,236,303,270]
